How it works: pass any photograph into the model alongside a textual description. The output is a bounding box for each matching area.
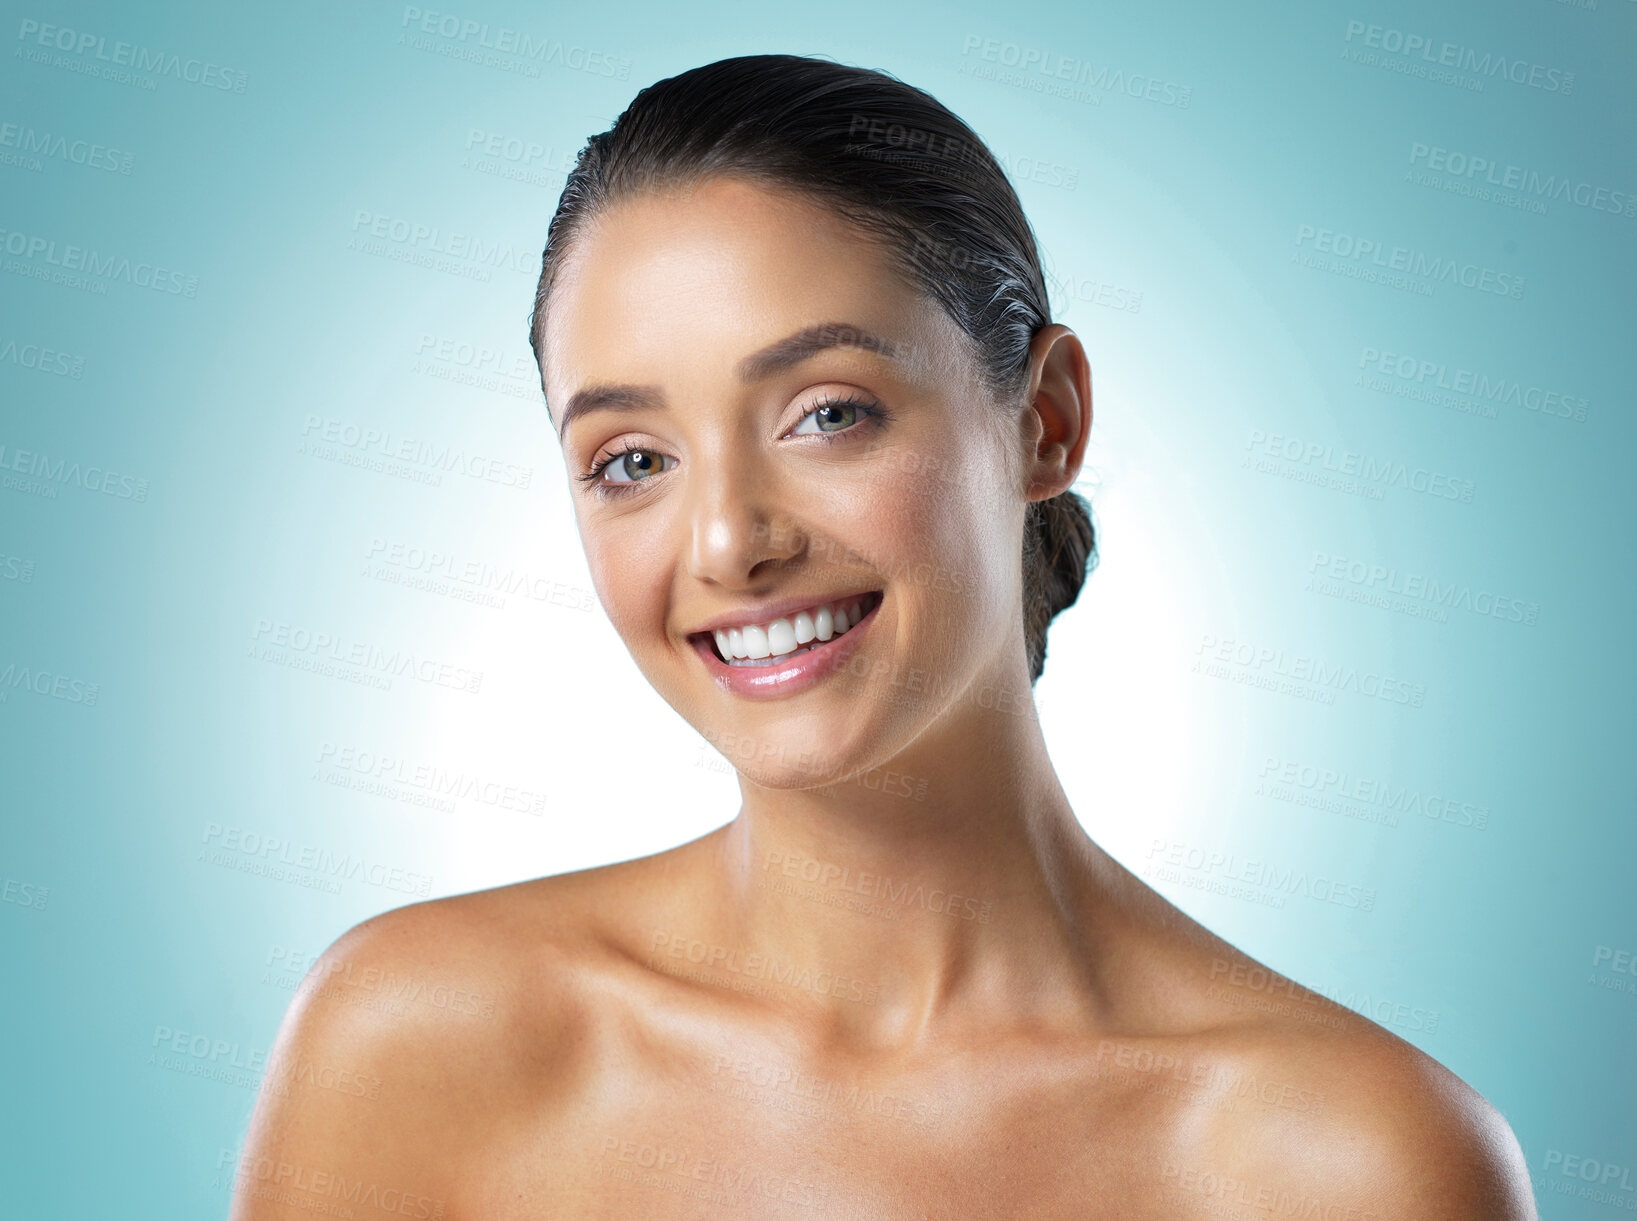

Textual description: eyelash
[577,393,890,500]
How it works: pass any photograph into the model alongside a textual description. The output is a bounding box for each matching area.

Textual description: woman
[234,54,1535,1218]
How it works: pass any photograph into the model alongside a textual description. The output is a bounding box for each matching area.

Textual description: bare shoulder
[228,855,672,1218]
[1094,858,1536,1218]
[1189,1015,1536,1219]
[1170,948,1537,1220]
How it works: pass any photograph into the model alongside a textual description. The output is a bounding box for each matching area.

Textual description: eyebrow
[554,322,900,438]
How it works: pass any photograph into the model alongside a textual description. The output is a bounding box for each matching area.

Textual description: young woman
[234,55,1536,1219]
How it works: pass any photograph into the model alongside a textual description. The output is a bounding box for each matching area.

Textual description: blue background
[2,0,1633,1214]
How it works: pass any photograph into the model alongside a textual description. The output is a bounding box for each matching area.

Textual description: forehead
[540,176,959,400]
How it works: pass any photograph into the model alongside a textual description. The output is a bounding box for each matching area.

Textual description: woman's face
[541,175,1032,787]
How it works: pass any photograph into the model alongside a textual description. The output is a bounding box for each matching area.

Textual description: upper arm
[228,907,465,1220]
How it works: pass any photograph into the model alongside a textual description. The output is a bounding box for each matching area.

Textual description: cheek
[582,519,669,644]
[869,453,1017,629]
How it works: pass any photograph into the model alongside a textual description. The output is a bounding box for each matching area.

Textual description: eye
[579,445,675,496]
[577,393,887,501]
[601,449,671,484]
[789,394,883,438]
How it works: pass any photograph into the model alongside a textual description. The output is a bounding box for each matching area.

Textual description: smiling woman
[233,53,1536,1219]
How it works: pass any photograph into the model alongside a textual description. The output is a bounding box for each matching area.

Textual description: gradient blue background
[2,0,1633,1215]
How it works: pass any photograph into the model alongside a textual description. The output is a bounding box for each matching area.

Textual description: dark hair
[529,53,1097,685]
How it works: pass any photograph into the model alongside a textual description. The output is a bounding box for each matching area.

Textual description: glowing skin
[232,176,1537,1220]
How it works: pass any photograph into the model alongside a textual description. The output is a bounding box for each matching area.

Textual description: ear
[1019,324,1093,503]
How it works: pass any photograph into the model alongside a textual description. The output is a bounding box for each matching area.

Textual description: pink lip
[690,592,883,700]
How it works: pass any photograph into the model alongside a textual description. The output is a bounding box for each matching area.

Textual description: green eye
[792,395,879,436]
[803,402,858,432]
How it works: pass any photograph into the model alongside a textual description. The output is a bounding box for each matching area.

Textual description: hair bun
[1021,490,1097,684]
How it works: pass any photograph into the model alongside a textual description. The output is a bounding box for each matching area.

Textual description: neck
[699,666,1123,1051]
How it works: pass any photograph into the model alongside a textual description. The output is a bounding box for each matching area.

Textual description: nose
[684,444,806,587]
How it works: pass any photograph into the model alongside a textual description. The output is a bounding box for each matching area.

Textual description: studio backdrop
[1,1,1633,1216]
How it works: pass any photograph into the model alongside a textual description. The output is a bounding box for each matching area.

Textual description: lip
[689,590,883,700]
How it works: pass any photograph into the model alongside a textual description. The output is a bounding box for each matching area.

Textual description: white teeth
[766,618,798,656]
[708,592,878,663]
[793,611,816,645]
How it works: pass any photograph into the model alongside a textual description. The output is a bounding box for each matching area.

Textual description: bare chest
[446,1064,1222,1220]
